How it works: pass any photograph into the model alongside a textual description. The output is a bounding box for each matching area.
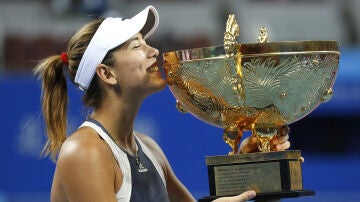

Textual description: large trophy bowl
[163,15,339,201]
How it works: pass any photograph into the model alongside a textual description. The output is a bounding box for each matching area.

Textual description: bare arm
[164,158,196,202]
[52,130,118,202]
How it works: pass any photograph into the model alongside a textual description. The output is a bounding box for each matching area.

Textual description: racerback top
[79,119,170,202]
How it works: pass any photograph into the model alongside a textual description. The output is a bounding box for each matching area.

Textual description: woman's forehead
[118,33,145,49]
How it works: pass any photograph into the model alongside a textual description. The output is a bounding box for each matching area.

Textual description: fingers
[232,190,256,201]
[271,126,291,151]
[274,140,290,151]
[270,131,289,144]
[278,125,290,136]
[213,190,256,202]
[271,134,289,145]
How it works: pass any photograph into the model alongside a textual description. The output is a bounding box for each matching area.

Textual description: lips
[146,61,159,73]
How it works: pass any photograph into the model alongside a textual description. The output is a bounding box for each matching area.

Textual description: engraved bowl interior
[163,41,339,130]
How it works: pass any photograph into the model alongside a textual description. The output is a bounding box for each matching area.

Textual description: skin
[51,33,290,202]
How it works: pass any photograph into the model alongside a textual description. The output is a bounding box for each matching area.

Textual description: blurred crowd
[1,0,359,72]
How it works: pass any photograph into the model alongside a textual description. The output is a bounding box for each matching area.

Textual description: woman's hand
[213,190,256,202]
[239,126,291,154]
[270,126,291,151]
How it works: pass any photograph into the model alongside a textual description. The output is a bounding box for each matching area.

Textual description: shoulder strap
[79,121,132,201]
[134,134,166,187]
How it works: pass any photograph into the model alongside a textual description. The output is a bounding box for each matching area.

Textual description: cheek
[118,59,138,73]
[127,53,146,71]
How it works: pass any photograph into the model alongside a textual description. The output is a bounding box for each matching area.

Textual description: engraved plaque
[206,150,305,198]
[214,162,281,196]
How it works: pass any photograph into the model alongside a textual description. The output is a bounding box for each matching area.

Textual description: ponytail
[34,18,106,161]
[34,55,68,161]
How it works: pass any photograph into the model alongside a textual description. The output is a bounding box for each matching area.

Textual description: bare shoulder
[58,126,112,165]
[53,126,118,201]
[56,126,116,179]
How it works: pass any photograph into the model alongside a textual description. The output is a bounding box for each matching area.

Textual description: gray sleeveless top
[80,118,170,202]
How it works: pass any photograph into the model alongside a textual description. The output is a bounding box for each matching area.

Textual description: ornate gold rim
[163,40,340,63]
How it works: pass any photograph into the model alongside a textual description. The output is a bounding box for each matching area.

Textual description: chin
[155,80,167,92]
[147,79,166,93]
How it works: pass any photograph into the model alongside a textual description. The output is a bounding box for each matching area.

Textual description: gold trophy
[163,14,339,201]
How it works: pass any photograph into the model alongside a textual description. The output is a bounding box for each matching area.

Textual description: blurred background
[1,0,359,201]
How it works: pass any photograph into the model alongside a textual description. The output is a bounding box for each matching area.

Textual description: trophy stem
[223,129,242,155]
[255,134,272,152]
[253,126,279,152]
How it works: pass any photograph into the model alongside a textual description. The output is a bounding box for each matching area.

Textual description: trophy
[163,14,339,201]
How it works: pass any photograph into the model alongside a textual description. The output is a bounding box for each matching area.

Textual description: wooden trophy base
[199,150,314,201]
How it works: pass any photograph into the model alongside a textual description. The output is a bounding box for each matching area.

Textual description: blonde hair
[34,18,111,161]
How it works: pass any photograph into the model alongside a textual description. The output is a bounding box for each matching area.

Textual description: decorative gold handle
[258,27,269,43]
[224,14,240,57]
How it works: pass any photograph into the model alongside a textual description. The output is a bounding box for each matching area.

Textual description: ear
[96,64,117,86]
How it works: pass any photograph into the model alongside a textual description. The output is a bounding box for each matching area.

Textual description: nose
[147,44,159,58]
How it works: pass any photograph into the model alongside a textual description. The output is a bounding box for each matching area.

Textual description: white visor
[75,5,159,91]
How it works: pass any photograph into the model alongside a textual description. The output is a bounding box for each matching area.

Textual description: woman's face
[110,33,166,97]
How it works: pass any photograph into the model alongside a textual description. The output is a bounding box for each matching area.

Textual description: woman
[34,5,290,202]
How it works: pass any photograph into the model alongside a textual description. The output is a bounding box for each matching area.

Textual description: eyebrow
[124,34,145,47]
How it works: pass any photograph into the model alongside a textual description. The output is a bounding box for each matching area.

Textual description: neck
[90,95,143,155]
